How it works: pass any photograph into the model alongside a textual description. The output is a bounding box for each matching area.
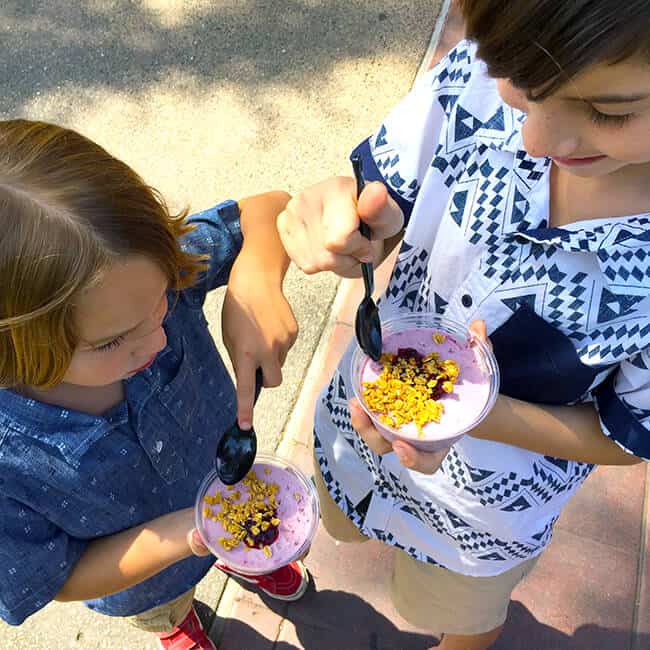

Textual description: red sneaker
[215,560,309,602]
[156,606,216,650]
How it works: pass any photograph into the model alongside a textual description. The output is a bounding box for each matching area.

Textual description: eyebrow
[582,93,650,104]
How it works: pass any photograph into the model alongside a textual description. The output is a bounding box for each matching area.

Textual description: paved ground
[0,1,441,648]
[2,2,649,649]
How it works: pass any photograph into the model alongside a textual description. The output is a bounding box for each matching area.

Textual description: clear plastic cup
[195,452,320,575]
[349,312,500,452]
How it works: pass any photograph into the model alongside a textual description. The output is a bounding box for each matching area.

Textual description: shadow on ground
[495,601,650,650]
[2,0,430,115]
[223,582,650,650]
[222,586,439,649]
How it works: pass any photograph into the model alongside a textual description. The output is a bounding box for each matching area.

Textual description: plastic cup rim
[195,451,320,575]
[349,312,501,442]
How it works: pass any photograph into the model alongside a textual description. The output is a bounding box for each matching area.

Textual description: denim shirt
[0,200,243,625]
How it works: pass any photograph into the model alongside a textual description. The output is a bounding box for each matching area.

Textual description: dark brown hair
[0,119,207,388]
[458,0,650,98]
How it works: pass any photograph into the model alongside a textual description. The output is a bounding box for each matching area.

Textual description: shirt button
[461,294,473,308]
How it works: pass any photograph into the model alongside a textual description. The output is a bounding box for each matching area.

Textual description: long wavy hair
[0,119,207,388]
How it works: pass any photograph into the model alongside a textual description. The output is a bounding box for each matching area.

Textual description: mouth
[130,354,157,374]
[552,154,607,167]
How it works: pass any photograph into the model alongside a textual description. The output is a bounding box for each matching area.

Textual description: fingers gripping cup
[349,313,500,452]
[195,453,319,575]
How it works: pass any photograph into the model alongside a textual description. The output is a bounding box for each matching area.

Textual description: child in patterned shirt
[279,1,650,648]
[0,119,306,649]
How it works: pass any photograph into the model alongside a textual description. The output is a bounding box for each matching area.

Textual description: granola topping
[203,469,281,556]
[362,332,460,436]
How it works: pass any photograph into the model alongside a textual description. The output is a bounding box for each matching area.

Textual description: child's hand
[349,320,491,474]
[222,258,298,429]
[468,319,490,350]
[349,398,450,474]
[187,528,211,557]
[277,176,404,278]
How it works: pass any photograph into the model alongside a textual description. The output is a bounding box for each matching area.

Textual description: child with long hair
[0,119,304,649]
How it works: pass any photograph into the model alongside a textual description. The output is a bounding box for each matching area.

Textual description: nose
[132,326,167,363]
[131,296,168,362]
[522,104,580,159]
[150,326,167,354]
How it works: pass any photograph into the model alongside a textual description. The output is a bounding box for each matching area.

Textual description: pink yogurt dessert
[358,326,495,451]
[196,455,319,575]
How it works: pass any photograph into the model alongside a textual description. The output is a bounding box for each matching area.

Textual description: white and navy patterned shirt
[314,41,650,576]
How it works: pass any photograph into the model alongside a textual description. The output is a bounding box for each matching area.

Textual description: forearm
[472,395,643,466]
[55,508,196,602]
[238,191,291,284]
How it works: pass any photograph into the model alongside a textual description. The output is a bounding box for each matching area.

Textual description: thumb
[357,181,404,240]
[187,528,211,557]
[469,319,492,350]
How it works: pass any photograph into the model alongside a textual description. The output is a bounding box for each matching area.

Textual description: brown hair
[458,0,650,98]
[0,119,207,388]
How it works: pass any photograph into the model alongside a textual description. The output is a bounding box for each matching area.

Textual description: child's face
[496,57,650,177]
[63,256,169,387]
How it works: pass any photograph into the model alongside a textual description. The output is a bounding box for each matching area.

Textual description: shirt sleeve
[179,199,244,308]
[593,348,650,460]
[350,41,479,228]
[0,496,86,625]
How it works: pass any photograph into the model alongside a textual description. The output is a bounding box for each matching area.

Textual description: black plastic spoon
[351,155,383,362]
[215,368,264,485]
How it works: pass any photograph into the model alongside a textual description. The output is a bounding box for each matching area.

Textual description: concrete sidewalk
[217,4,650,649]
[1,2,648,649]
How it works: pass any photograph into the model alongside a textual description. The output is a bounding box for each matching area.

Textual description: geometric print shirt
[314,41,650,576]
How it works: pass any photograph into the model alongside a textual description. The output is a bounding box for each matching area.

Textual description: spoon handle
[351,155,374,296]
[253,367,264,402]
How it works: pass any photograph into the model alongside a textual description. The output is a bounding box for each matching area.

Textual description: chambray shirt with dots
[0,200,242,625]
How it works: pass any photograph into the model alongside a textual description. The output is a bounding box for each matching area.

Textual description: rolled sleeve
[593,348,650,460]
[0,497,85,625]
[180,199,243,307]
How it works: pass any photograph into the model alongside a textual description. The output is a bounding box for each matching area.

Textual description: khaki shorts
[126,587,195,634]
[313,457,538,636]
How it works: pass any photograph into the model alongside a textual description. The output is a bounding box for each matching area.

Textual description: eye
[589,107,635,127]
[95,335,125,352]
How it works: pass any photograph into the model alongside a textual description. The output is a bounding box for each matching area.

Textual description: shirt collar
[471,96,650,259]
[494,112,526,154]
[471,93,552,193]
[512,214,650,248]
[0,355,166,467]
[450,50,650,282]
[0,390,122,467]
[510,216,650,288]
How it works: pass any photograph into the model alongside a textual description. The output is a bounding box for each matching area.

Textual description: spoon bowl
[355,294,382,362]
[215,368,264,485]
